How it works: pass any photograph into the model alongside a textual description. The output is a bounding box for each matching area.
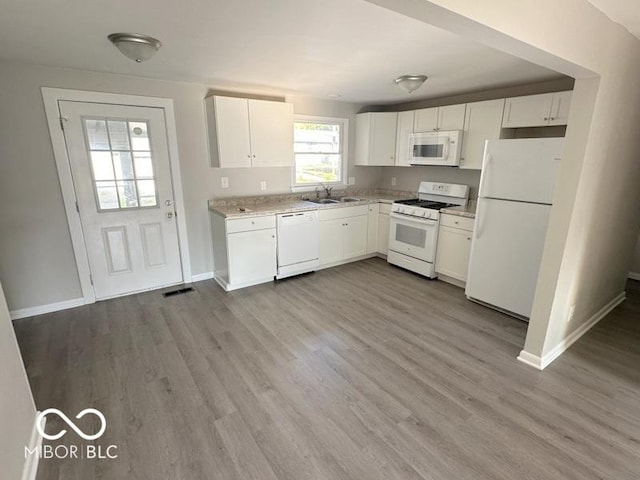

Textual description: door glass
[396,223,427,248]
[83,117,158,211]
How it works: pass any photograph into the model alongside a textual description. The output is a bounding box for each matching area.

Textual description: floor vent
[162,286,195,298]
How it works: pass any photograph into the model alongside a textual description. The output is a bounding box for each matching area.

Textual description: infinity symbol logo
[36,408,107,441]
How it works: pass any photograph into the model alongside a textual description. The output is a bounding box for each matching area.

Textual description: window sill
[290,183,347,193]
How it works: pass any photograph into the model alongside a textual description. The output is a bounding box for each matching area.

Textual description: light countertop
[209,192,413,219]
[440,204,477,218]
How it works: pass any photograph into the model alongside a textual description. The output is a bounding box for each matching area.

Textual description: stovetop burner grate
[394,198,458,210]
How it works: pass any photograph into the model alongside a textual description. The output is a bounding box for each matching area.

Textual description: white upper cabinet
[460,99,505,170]
[205,95,293,168]
[248,99,294,167]
[414,104,466,132]
[548,91,572,126]
[502,91,572,128]
[355,112,398,166]
[395,110,415,167]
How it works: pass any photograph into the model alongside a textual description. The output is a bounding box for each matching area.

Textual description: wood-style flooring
[14,258,640,480]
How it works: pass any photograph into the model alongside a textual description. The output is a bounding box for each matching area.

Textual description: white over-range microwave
[408,130,462,166]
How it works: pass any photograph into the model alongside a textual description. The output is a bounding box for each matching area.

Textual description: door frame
[41,87,192,304]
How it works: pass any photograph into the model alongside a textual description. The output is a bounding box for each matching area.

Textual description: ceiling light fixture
[108,33,162,63]
[394,75,428,94]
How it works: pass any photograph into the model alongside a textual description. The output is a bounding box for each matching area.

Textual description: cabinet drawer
[440,214,475,231]
[226,215,276,233]
[318,205,369,222]
[379,203,392,215]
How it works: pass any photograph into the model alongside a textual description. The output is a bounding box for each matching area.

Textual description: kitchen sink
[307,198,340,204]
[339,197,362,202]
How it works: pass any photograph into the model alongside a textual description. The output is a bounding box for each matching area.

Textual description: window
[83,117,158,211]
[293,115,347,187]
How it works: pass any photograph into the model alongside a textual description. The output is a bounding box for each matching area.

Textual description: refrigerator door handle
[479,153,492,197]
[475,202,485,239]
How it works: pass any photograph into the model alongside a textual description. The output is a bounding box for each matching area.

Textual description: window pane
[90,151,114,180]
[294,122,340,153]
[112,152,134,180]
[129,121,150,151]
[96,181,118,210]
[295,153,342,184]
[85,119,110,150]
[133,152,154,178]
[137,180,157,207]
[117,181,139,208]
[107,120,130,150]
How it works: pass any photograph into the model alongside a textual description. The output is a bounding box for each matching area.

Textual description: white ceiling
[587,0,640,39]
[0,0,564,104]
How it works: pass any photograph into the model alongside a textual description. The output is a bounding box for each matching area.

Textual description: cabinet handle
[247,154,250,158]
[272,235,275,238]
[544,117,549,121]
[550,117,556,120]
[467,237,471,241]
[252,154,256,158]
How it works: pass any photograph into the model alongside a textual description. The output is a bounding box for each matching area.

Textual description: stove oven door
[389,213,438,262]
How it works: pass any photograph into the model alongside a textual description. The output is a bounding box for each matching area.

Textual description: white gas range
[388,181,469,278]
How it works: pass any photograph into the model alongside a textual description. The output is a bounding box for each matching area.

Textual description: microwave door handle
[442,138,450,161]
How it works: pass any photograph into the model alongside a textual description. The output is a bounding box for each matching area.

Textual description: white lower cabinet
[319,205,369,267]
[435,214,475,285]
[366,203,379,254]
[211,212,277,291]
[377,203,391,255]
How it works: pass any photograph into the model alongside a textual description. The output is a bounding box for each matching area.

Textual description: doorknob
[167,211,174,219]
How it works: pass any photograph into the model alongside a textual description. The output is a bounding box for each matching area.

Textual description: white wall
[0,282,37,478]
[366,0,640,364]
[0,60,379,311]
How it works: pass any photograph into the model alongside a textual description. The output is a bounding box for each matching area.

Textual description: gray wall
[0,282,37,478]
[0,60,380,311]
[630,236,640,276]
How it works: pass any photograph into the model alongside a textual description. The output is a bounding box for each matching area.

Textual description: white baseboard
[518,291,626,370]
[516,350,544,370]
[10,298,85,321]
[191,271,214,282]
[628,271,640,281]
[22,412,44,480]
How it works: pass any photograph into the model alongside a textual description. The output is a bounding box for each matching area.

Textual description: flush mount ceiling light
[108,33,162,63]
[394,75,428,93]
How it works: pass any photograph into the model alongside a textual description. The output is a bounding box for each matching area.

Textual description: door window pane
[107,121,130,150]
[129,122,150,151]
[133,152,154,178]
[85,119,110,150]
[117,181,139,208]
[113,152,134,179]
[83,117,159,212]
[95,181,119,210]
[91,151,115,180]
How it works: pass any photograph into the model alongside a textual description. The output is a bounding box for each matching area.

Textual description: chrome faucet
[323,184,333,198]
[315,187,321,199]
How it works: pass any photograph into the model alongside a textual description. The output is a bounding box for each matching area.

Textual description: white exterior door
[60,101,183,300]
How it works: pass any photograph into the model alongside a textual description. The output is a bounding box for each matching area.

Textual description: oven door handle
[390,212,438,224]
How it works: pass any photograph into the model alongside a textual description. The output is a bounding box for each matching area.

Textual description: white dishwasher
[276,211,319,279]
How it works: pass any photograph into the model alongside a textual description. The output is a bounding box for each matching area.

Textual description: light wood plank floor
[14,258,640,480]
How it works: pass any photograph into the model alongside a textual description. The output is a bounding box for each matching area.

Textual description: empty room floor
[14,258,640,480]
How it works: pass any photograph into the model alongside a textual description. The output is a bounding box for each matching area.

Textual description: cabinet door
[548,91,572,126]
[502,93,554,128]
[366,204,379,254]
[414,107,439,132]
[319,219,344,266]
[377,213,390,255]
[248,100,294,167]
[460,99,505,170]
[344,215,368,259]
[438,104,466,130]
[395,111,415,167]
[212,96,252,168]
[370,113,398,166]
[435,226,472,281]
[227,228,276,285]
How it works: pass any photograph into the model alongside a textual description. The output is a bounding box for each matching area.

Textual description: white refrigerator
[465,138,564,320]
